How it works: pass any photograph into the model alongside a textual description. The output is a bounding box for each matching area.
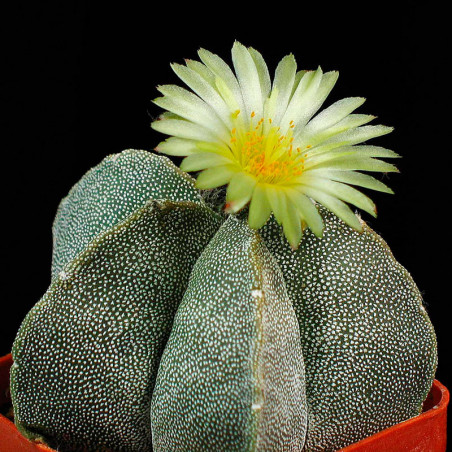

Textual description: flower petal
[171,63,232,128]
[266,186,288,225]
[300,177,377,217]
[195,165,236,189]
[302,148,360,170]
[262,89,279,135]
[282,201,303,249]
[184,59,216,87]
[225,172,257,212]
[300,186,363,231]
[180,153,233,172]
[307,156,399,173]
[280,68,323,133]
[198,47,246,118]
[196,141,234,158]
[215,76,243,114]
[290,70,308,98]
[151,118,218,142]
[303,145,399,171]
[155,137,199,156]
[154,85,230,142]
[293,70,340,132]
[295,114,376,149]
[271,54,297,124]
[232,42,265,119]
[347,145,399,158]
[286,189,324,237]
[302,97,366,137]
[322,124,394,146]
[248,184,272,229]
[248,47,271,100]
[307,169,394,194]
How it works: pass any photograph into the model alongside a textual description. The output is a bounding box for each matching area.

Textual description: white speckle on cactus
[51,149,202,279]
[58,270,68,280]
[151,217,307,451]
[261,206,437,451]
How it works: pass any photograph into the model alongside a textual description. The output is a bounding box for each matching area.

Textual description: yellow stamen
[228,114,305,184]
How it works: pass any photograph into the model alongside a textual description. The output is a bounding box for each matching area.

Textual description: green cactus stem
[260,207,437,451]
[52,149,203,278]
[151,216,307,451]
[11,200,221,451]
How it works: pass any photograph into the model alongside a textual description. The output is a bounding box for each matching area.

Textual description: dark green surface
[151,217,307,451]
[51,149,202,278]
[260,208,437,451]
[11,149,437,452]
[11,201,221,452]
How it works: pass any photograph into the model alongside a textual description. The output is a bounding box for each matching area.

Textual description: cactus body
[10,150,437,452]
[52,149,202,277]
[261,208,437,451]
[151,217,307,451]
[11,197,221,449]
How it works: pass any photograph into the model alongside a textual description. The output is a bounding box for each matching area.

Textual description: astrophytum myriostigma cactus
[151,217,307,451]
[11,42,437,452]
[11,150,222,451]
[261,209,437,450]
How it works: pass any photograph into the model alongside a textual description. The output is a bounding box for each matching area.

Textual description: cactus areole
[11,43,437,452]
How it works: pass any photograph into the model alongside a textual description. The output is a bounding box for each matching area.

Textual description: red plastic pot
[0,354,53,452]
[0,353,448,451]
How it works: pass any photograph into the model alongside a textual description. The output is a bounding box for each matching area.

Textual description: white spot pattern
[11,201,221,451]
[51,149,202,278]
[260,207,437,451]
[151,217,307,451]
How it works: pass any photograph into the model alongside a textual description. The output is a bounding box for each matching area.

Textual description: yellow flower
[152,42,398,248]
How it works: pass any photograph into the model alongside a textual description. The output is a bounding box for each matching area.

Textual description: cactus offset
[11,42,437,452]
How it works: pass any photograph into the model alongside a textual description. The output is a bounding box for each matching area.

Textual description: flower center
[229,111,306,184]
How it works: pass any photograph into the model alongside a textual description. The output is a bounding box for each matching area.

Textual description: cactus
[11,153,222,451]
[151,217,307,451]
[11,42,437,452]
[261,209,437,450]
[51,149,203,278]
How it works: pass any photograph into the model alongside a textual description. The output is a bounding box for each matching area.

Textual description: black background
[2,0,450,430]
